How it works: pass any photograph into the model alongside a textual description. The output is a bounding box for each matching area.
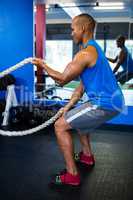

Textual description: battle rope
[0,58,63,136]
[0,110,63,136]
[0,57,33,78]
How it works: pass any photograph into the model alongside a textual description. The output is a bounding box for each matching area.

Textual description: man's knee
[54,117,71,132]
[54,117,66,130]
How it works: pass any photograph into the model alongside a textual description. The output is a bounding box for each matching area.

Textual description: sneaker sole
[49,182,81,190]
[76,160,95,167]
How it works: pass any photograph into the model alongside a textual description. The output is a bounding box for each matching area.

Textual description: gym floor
[0,126,133,200]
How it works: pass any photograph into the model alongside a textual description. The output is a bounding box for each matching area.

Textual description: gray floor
[0,128,133,200]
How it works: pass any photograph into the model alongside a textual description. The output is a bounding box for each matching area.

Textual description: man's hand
[58,106,70,116]
[32,58,45,68]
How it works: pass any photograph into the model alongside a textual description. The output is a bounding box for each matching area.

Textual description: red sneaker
[74,152,95,166]
[51,170,80,186]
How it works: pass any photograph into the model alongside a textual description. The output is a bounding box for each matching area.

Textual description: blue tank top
[80,39,125,111]
[121,47,133,72]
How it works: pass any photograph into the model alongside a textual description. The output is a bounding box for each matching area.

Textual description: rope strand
[0,110,63,136]
[0,57,63,136]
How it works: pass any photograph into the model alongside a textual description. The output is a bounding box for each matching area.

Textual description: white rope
[0,57,63,136]
[0,57,33,78]
[0,110,63,136]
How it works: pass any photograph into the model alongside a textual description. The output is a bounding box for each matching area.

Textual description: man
[32,14,124,187]
[107,35,133,85]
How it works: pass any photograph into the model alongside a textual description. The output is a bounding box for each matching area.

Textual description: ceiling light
[94,2,124,10]
[59,3,82,18]
[94,6,124,10]
[99,2,124,6]
[34,6,36,12]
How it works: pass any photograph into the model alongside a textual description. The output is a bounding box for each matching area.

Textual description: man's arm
[63,81,84,112]
[113,50,126,73]
[107,56,118,63]
[41,60,85,86]
[32,46,97,86]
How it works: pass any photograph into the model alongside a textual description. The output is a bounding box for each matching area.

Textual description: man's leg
[78,133,93,156]
[74,132,95,166]
[54,116,78,175]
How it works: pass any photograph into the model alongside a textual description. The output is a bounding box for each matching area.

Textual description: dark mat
[0,128,133,200]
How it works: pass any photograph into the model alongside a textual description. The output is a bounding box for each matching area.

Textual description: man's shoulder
[80,46,97,57]
[119,48,127,57]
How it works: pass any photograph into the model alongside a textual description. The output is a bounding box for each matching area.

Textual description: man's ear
[82,25,85,33]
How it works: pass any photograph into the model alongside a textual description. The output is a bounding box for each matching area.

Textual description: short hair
[74,13,96,32]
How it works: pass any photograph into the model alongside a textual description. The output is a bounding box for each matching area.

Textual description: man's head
[116,35,126,48]
[71,13,96,45]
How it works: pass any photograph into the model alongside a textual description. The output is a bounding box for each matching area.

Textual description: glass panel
[106,39,133,106]
[44,40,74,100]
[46,40,72,73]
[106,40,121,71]
[96,40,104,51]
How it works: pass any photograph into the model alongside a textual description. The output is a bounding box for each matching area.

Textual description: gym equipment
[0,74,18,126]
[51,96,62,101]
[9,104,62,127]
[0,58,64,136]
[0,58,65,136]
[0,109,63,136]
[0,100,6,124]
[0,58,33,78]
[0,75,15,90]
[2,85,18,126]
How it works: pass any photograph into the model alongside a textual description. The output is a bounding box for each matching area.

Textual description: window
[106,39,133,106]
[44,40,74,100]
[46,40,73,73]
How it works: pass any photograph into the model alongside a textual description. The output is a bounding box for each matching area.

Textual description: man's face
[116,39,121,47]
[71,19,83,45]
[116,38,123,48]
